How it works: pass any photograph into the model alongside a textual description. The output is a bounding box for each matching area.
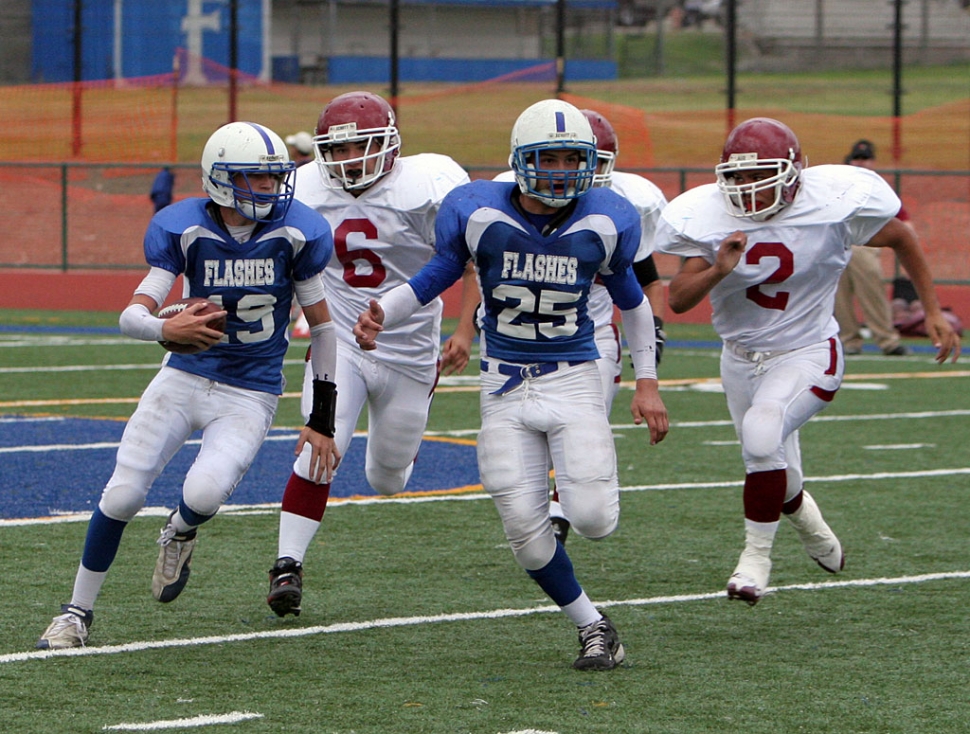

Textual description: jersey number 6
[335,218,387,288]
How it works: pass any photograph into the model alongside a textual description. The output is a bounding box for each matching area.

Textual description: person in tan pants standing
[834,140,909,356]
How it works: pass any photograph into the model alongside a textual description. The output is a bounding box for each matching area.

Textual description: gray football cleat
[573,612,626,671]
[36,604,93,649]
[152,513,197,603]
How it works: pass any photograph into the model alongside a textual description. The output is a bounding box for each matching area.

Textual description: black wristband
[306,379,337,437]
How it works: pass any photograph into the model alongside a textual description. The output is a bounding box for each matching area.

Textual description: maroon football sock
[280,473,330,522]
[743,469,787,523]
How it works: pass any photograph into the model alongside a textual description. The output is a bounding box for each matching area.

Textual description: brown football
[157,297,227,354]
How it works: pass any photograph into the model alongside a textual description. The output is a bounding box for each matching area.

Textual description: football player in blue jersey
[37,122,340,650]
[354,99,669,671]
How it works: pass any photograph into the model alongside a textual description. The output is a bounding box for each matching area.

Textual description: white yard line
[102,712,264,731]
[2,463,969,528]
[3,570,968,666]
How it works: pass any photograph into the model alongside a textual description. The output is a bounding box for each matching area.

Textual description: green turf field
[1,314,968,733]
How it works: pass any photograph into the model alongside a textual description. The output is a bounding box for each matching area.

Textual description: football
[157,297,227,354]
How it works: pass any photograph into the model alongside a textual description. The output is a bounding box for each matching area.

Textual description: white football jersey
[295,153,470,380]
[656,165,901,351]
[492,169,666,329]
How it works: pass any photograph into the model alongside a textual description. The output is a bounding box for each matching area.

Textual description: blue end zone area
[0,416,481,520]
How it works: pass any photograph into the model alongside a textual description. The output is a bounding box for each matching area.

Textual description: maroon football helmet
[715,117,803,220]
[580,109,618,186]
[313,91,401,190]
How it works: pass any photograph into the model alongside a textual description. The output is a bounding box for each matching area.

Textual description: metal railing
[3,162,967,283]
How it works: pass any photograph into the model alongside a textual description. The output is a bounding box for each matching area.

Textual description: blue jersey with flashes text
[425,180,642,363]
[144,197,333,394]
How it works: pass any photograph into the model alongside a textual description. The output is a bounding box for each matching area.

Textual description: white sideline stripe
[5,571,969,666]
[2,465,970,528]
[102,712,264,730]
[2,408,969,454]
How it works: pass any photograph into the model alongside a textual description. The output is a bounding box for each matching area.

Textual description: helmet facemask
[715,153,800,222]
[510,142,598,208]
[208,162,295,222]
[715,117,803,222]
[593,148,617,187]
[315,124,400,191]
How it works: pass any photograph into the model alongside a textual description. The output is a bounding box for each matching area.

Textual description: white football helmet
[201,122,295,222]
[509,99,597,208]
[715,117,803,221]
[313,91,401,191]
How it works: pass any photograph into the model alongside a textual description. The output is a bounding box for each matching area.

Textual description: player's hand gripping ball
[157,297,227,354]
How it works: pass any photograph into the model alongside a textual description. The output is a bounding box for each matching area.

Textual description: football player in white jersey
[655,117,961,606]
[37,122,339,649]
[355,99,669,670]
[490,108,668,542]
[266,91,477,618]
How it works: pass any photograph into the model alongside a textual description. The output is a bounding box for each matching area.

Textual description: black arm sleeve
[633,254,660,287]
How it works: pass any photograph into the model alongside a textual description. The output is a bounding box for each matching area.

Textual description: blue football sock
[80,507,128,573]
[526,541,583,608]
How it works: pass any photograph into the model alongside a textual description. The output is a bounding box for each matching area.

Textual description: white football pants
[720,337,844,500]
[99,367,277,521]
[477,360,619,571]
[295,340,434,495]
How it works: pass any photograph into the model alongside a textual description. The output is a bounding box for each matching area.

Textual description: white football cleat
[786,491,844,573]
[727,546,772,606]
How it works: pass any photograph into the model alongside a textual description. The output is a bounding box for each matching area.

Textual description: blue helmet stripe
[555,111,565,133]
[246,122,276,154]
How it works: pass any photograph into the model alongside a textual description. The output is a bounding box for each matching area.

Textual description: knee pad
[98,482,148,522]
[741,403,786,469]
[181,468,230,518]
[365,461,413,496]
[508,530,557,572]
[568,484,619,541]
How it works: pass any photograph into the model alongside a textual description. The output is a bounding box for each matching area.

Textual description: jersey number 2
[745,241,793,311]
